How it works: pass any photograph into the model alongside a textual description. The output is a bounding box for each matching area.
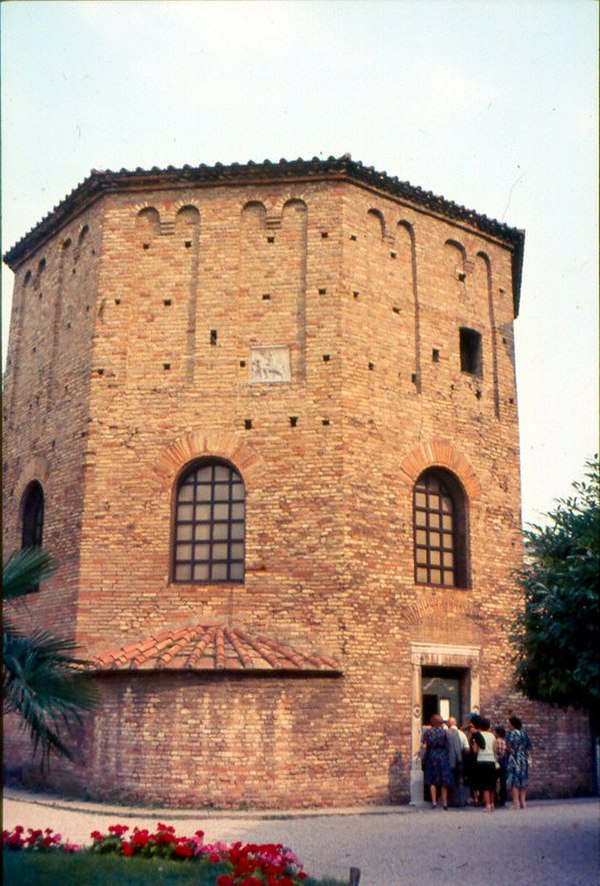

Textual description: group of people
[420,713,532,811]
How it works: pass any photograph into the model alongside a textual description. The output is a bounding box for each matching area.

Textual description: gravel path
[3,790,598,885]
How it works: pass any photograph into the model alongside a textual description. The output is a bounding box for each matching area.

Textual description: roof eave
[3,157,525,313]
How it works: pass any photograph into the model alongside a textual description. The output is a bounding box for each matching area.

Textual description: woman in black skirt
[471,716,497,811]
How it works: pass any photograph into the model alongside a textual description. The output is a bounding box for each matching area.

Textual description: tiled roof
[3,155,524,312]
[87,623,342,676]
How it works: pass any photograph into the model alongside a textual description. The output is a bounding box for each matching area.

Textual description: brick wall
[3,169,593,806]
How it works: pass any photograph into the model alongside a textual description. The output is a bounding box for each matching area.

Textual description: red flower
[122,842,135,856]
[216,877,235,886]
[108,824,129,836]
[174,843,194,858]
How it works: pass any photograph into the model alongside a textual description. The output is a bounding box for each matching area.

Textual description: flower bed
[3,822,309,885]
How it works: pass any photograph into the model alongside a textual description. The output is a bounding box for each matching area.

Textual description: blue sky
[1,0,598,525]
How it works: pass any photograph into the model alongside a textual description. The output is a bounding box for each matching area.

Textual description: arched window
[21,481,44,549]
[414,469,468,588]
[172,460,245,583]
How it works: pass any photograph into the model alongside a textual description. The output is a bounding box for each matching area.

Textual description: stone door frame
[409,642,481,805]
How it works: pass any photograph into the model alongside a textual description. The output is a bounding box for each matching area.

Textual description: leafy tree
[3,548,97,767]
[513,457,599,728]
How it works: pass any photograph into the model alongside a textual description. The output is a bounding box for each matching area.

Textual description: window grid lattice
[414,474,456,587]
[173,463,245,583]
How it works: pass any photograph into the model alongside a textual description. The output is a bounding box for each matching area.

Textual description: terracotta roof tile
[87,623,341,676]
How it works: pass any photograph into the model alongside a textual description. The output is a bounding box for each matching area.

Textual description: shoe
[431,803,437,809]
[443,806,448,811]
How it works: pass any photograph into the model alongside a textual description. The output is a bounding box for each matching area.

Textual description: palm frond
[3,548,57,598]
[3,627,97,767]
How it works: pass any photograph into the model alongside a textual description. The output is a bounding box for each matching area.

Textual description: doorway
[421,666,466,726]
[409,643,480,805]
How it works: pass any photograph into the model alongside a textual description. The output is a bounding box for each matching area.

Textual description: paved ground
[3,789,599,885]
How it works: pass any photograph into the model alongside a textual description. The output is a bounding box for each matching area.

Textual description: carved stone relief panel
[250,346,291,384]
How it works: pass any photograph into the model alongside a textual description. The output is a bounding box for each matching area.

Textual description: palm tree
[3,548,97,767]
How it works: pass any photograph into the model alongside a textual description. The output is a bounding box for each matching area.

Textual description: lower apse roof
[87,622,342,676]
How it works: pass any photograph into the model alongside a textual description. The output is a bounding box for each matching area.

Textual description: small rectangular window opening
[267,236,275,243]
[318,287,327,295]
[290,416,298,427]
[244,419,252,430]
[262,293,271,300]
[392,306,401,314]
[322,354,331,362]
[460,327,482,375]
[432,349,440,363]
[321,232,329,239]
[350,234,358,241]
[163,362,171,371]
[210,329,217,346]
[164,299,172,306]
[185,240,192,248]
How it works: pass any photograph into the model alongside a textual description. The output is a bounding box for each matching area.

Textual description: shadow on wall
[388,751,405,804]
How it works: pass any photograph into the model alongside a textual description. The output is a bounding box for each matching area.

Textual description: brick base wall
[3,678,594,808]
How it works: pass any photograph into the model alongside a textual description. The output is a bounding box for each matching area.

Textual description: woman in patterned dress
[506,715,532,809]
[422,713,454,809]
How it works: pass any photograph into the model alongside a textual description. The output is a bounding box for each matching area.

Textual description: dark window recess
[353,291,360,299]
[164,299,172,306]
[390,251,397,259]
[262,293,271,301]
[143,243,150,250]
[322,354,331,362]
[244,419,252,430]
[115,298,121,305]
[392,306,401,314]
[22,482,44,549]
[321,232,329,239]
[318,287,327,295]
[432,349,440,363]
[172,461,245,584]
[267,236,275,243]
[350,234,358,241]
[210,330,217,346]
[239,360,246,368]
[290,416,298,427]
[163,363,171,371]
[368,362,375,371]
[459,328,482,375]
[185,240,192,248]
[21,481,45,592]
[322,418,330,426]
[411,373,418,384]
[414,469,468,588]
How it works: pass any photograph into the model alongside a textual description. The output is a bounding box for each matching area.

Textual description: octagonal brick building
[3,156,592,807]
